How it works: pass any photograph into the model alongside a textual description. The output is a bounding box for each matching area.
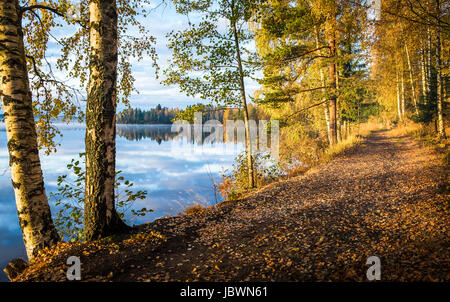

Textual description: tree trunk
[396,58,402,120]
[335,66,342,143]
[343,120,347,139]
[327,29,338,145]
[232,21,254,188]
[427,26,435,104]
[324,104,331,142]
[400,59,406,117]
[84,0,128,240]
[346,120,350,138]
[315,26,331,144]
[420,44,428,104]
[0,0,59,258]
[337,113,342,142]
[223,107,229,143]
[405,43,419,114]
[435,0,446,139]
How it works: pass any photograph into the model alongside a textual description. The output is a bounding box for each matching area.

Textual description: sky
[0,1,381,114]
[44,1,261,111]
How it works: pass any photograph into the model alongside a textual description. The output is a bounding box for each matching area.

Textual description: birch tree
[434,0,446,139]
[164,0,262,189]
[324,0,338,144]
[52,0,157,240]
[82,0,122,239]
[0,0,60,258]
[373,0,448,135]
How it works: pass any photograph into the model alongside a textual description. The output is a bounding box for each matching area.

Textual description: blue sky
[44,1,260,111]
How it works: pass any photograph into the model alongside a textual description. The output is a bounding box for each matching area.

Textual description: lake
[0,123,243,281]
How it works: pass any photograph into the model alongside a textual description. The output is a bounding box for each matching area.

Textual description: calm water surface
[0,124,242,281]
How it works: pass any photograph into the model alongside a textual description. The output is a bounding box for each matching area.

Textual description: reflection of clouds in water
[0,183,20,232]
[0,124,241,272]
[0,225,27,281]
[131,188,213,223]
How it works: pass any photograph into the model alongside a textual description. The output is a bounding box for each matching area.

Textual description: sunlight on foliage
[50,153,152,242]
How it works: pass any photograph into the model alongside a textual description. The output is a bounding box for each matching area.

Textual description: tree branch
[286,99,330,120]
[20,5,65,18]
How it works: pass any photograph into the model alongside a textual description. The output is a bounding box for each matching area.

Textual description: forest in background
[116,103,263,124]
[116,105,178,124]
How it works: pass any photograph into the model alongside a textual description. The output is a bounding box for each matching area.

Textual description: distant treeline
[116,105,178,124]
[116,104,264,124]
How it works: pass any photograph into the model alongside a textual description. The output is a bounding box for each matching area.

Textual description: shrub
[218,151,283,201]
[51,153,152,242]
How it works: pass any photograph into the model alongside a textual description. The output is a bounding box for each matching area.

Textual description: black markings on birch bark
[0,0,59,259]
[84,0,127,240]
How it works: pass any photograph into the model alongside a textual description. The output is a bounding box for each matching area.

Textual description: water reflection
[117,124,177,143]
[116,124,248,145]
[0,123,242,281]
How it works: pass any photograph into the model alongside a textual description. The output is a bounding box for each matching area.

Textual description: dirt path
[17,130,449,281]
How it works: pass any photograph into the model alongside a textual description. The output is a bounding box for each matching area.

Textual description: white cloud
[37,2,262,110]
